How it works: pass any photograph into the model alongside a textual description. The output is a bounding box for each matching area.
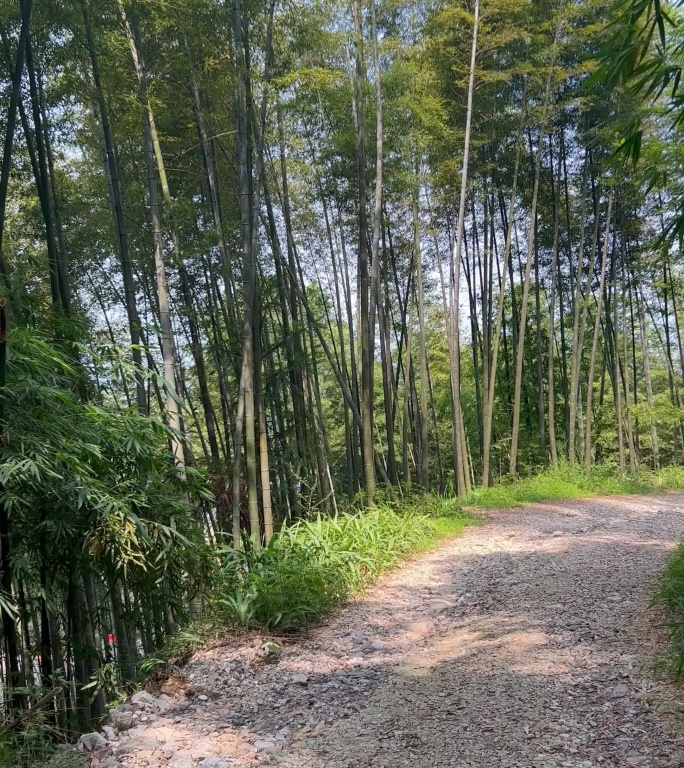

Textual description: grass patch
[0,729,86,768]
[163,467,684,649]
[659,539,684,677]
[463,464,684,510]
[433,512,477,539]
[211,495,476,632]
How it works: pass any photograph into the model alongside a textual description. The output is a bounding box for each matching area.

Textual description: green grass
[432,512,477,539]
[659,540,684,677]
[0,727,87,768]
[211,495,476,632]
[462,464,684,510]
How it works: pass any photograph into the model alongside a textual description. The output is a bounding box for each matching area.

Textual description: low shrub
[659,540,684,676]
[215,537,346,630]
[212,498,473,632]
[0,726,86,768]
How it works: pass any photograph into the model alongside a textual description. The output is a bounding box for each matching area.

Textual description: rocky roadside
[77,558,466,766]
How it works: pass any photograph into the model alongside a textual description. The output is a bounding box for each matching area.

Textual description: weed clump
[212,498,473,631]
[659,540,684,677]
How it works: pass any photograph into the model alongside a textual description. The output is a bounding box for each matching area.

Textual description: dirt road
[101,495,684,768]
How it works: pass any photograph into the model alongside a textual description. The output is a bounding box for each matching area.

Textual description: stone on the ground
[109,706,134,731]
[131,690,158,707]
[78,731,107,751]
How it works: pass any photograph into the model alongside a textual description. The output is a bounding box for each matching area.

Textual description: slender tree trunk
[276,100,308,480]
[403,291,414,489]
[369,0,383,415]
[637,285,661,469]
[25,41,66,312]
[253,285,274,542]
[464,223,483,460]
[527,131,546,459]
[622,255,637,473]
[379,225,398,485]
[628,274,641,454]
[568,156,590,465]
[481,190,491,468]
[121,7,184,466]
[339,209,361,492]
[39,67,70,315]
[186,41,237,324]
[510,34,557,474]
[246,5,275,544]
[0,0,32,713]
[547,157,561,468]
[413,173,429,488]
[325,198,357,493]
[449,0,479,495]
[669,263,684,388]
[609,226,626,473]
[232,0,260,541]
[352,0,375,503]
[570,167,603,467]
[558,128,571,451]
[81,0,145,412]
[482,97,524,484]
[584,194,613,473]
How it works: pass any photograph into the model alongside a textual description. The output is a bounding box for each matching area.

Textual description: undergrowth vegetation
[655,502,684,693]
[464,464,684,509]
[0,729,87,768]
[659,541,684,678]
[8,467,684,767]
[206,465,684,636]
[211,497,473,632]
[166,465,684,641]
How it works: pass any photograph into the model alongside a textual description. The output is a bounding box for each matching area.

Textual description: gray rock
[291,674,309,685]
[102,725,118,742]
[109,707,134,731]
[99,759,122,768]
[254,739,276,750]
[168,758,195,768]
[131,690,157,707]
[79,731,108,751]
[200,759,232,767]
[157,694,173,713]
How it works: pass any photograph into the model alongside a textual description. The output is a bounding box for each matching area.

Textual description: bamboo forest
[3,0,684,763]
